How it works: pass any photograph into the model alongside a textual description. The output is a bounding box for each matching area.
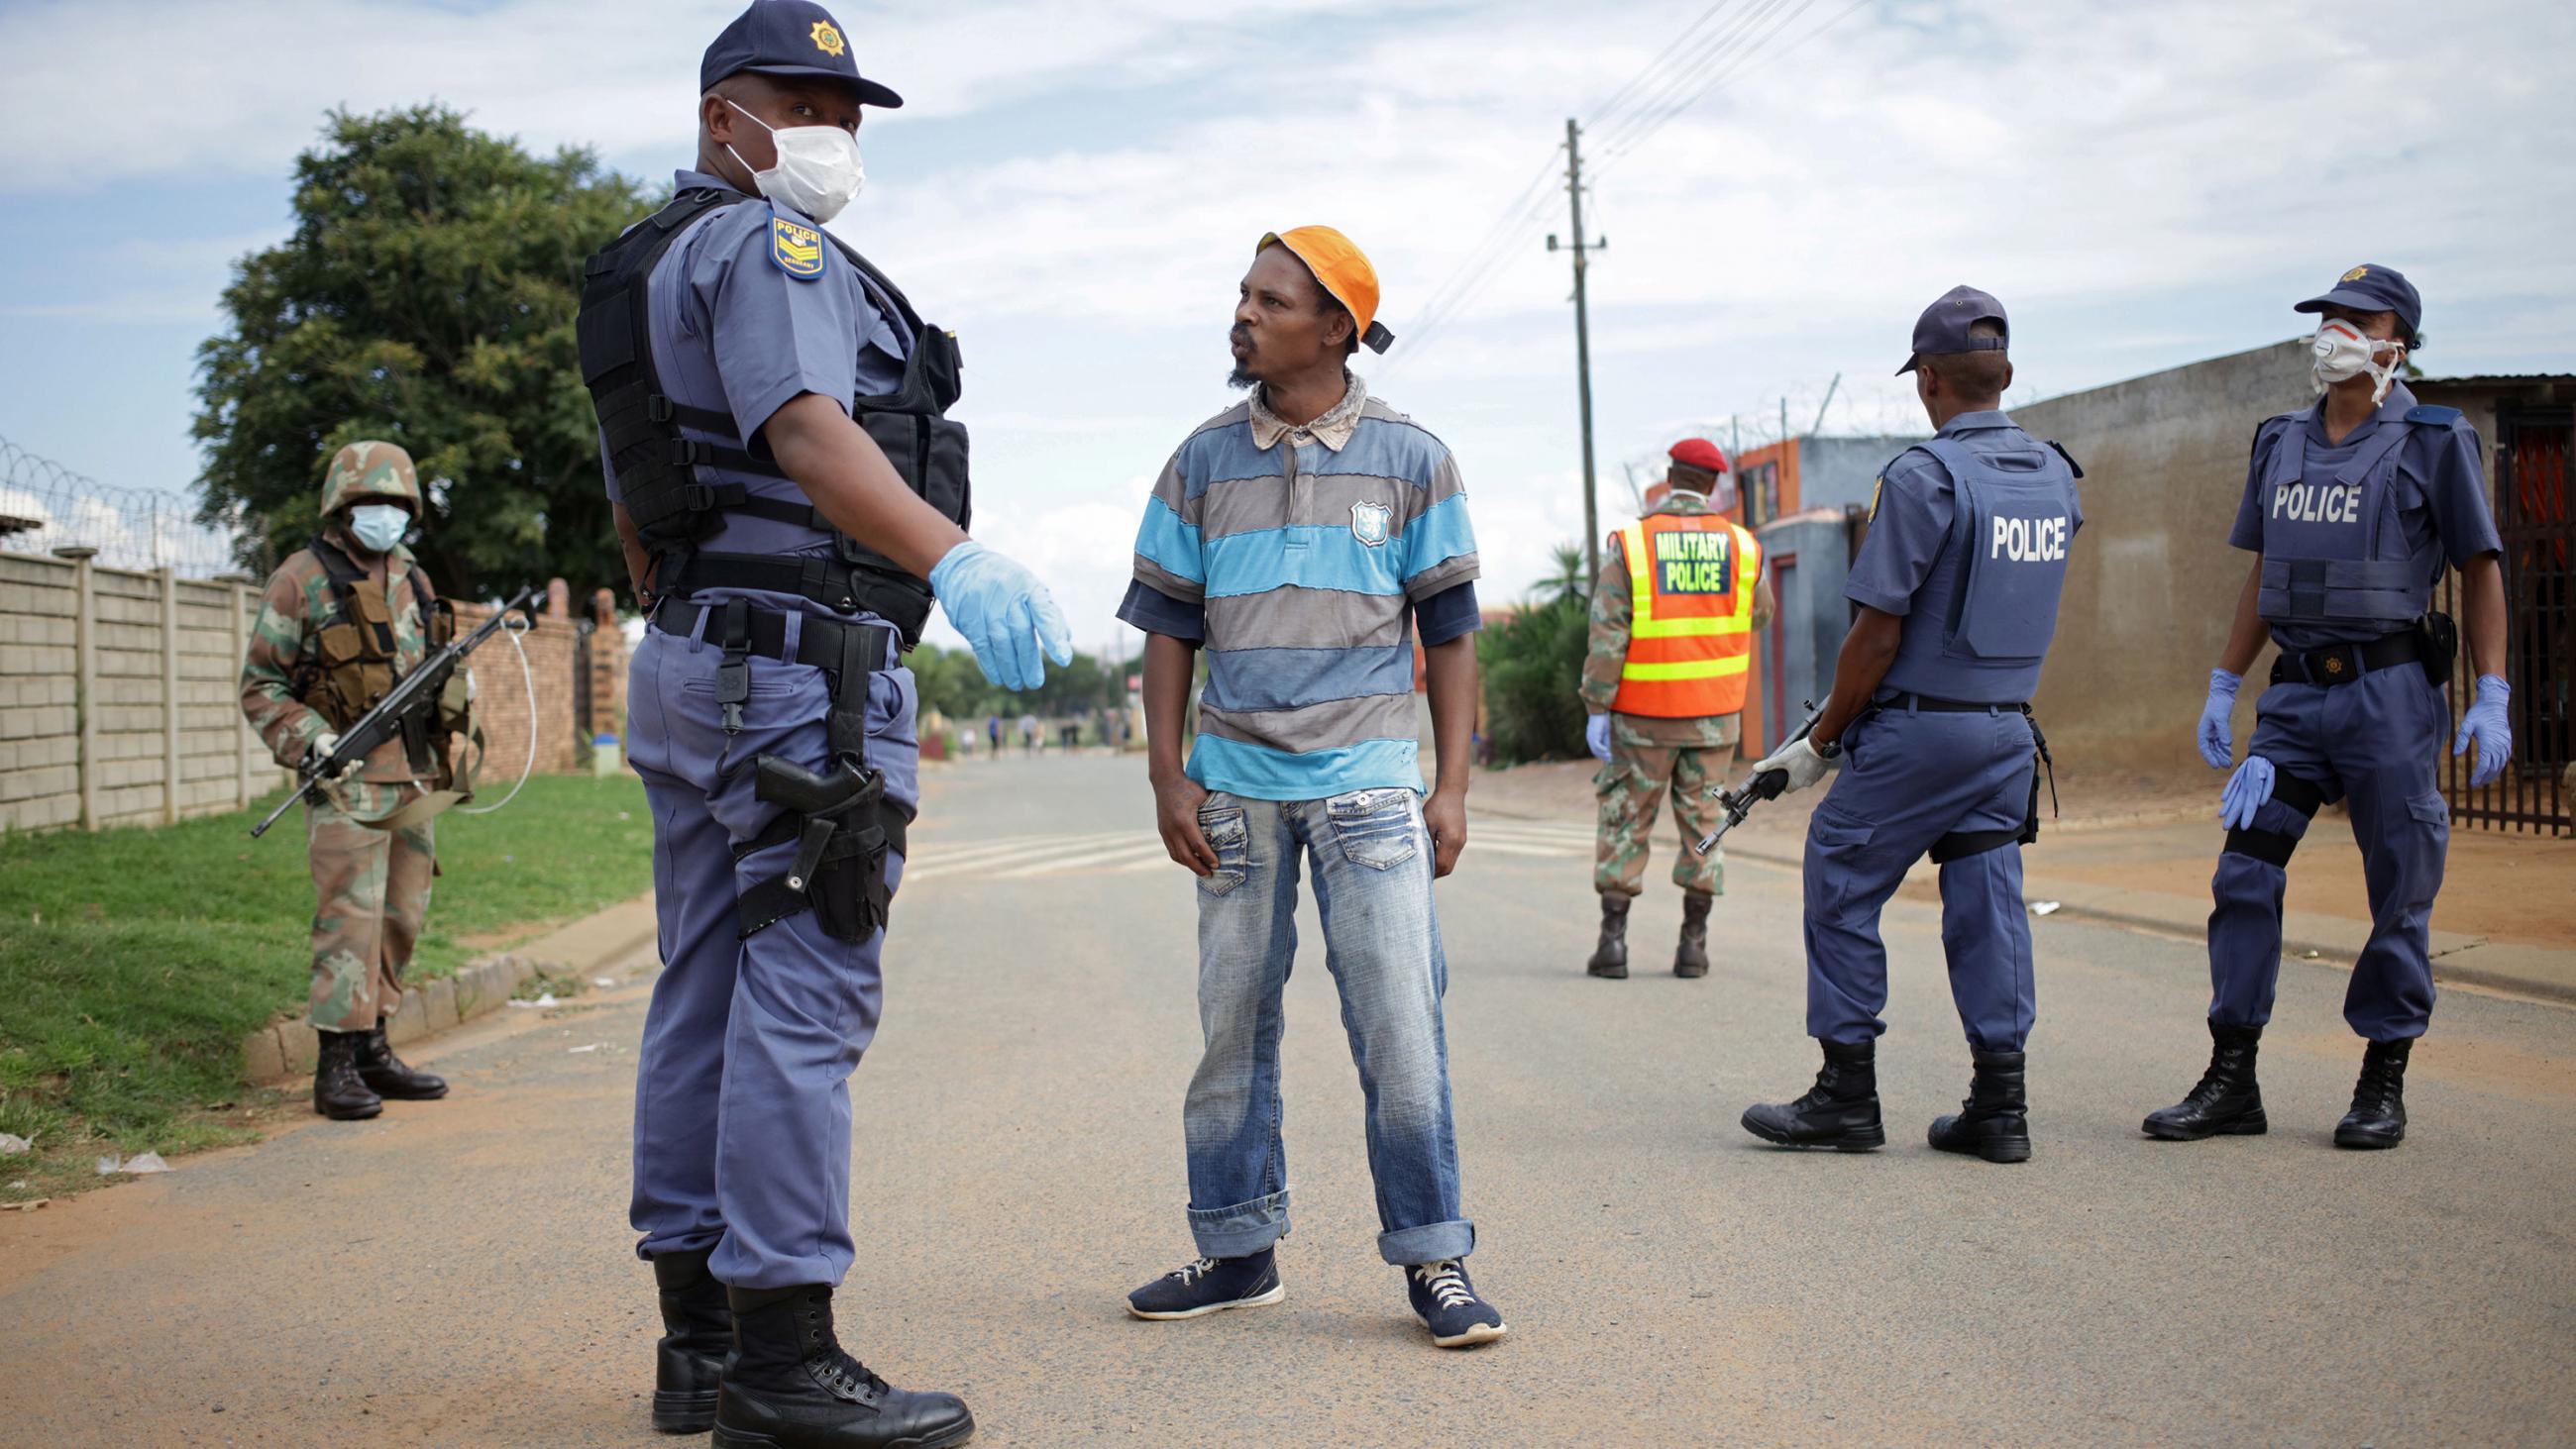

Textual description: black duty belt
[1878,693,2032,713]
[650,600,901,674]
[2271,632,2421,687]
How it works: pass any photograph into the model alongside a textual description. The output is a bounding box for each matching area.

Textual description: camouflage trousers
[304,782,436,1032]
[1594,740,1729,897]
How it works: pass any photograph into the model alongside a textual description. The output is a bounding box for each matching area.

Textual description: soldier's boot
[312,1031,383,1121]
[1672,890,1713,979]
[1741,1040,1884,1151]
[2141,1020,2267,1141]
[652,1248,733,1434]
[713,1284,975,1449]
[355,1018,448,1100]
[2333,1038,2413,1150]
[1585,894,1631,980]
[1928,1050,2031,1164]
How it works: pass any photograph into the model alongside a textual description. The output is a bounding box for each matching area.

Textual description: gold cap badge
[810,20,845,56]
[2341,265,2369,283]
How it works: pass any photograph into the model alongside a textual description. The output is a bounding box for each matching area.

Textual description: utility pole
[1548,118,1607,587]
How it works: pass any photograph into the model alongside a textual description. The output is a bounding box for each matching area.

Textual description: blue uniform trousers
[2207,666,2447,1042]
[1804,702,2040,1051]
[624,611,918,1290]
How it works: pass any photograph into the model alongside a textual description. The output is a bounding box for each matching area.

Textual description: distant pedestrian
[1020,712,1039,753]
[1121,225,1504,1349]
[239,440,456,1122]
[1578,437,1772,982]
[2149,264,2512,1151]
[988,714,1003,757]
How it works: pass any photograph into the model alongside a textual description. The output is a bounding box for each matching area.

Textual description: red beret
[1668,438,1729,474]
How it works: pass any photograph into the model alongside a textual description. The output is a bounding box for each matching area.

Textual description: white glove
[306,731,361,780]
[1753,736,1840,795]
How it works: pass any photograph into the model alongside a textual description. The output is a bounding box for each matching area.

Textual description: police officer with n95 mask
[1738,286,2081,1166]
[2146,265,2509,1152]
[580,3,1068,1444]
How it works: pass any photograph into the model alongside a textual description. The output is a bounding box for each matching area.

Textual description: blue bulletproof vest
[1880,434,2080,704]
[2254,407,2452,628]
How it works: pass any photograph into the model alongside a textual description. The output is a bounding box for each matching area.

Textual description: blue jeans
[1183,787,1473,1267]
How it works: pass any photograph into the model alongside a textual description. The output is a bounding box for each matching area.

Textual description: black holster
[730,623,910,944]
[2416,611,2458,689]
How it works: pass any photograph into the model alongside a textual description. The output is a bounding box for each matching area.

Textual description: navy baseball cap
[2295,263,2420,345]
[701,1,903,109]
[1897,284,2009,375]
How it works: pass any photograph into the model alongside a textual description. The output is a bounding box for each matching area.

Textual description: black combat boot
[1586,894,1631,979]
[713,1284,974,1449]
[652,1248,733,1434]
[1928,1050,2031,1164]
[312,1031,383,1121]
[1741,1039,1884,1151]
[1672,890,1713,979]
[2333,1037,2413,1150]
[2141,1020,2267,1141]
[355,1017,448,1100]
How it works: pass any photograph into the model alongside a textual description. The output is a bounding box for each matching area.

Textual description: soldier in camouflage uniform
[1578,439,1774,979]
[240,440,455,1119]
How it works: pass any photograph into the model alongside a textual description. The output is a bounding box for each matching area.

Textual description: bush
[1478,590,1590,765]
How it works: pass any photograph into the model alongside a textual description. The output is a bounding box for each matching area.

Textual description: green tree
[1476,542,1591,765]
[193,105,652,597]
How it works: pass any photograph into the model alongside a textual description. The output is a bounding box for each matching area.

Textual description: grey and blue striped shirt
[1119,379,1479,800]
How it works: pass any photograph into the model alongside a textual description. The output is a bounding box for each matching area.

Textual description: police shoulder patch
[769,213,826,280]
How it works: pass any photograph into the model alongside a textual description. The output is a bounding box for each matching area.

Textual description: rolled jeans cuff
[1378,1218,1475,1267]
[1188,1187,1290,1259]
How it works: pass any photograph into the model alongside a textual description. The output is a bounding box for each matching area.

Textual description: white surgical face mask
[349,503,410,554]
[2309,318,2405,406]
[725,99,863,224]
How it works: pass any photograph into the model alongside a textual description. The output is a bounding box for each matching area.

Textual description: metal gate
[2439,404,2572,834]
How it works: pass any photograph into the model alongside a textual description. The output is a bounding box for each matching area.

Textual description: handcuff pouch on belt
[2416,610,2458,689]
[730,616,911,944]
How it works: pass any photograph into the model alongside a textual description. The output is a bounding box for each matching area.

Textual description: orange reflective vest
[1611,513,1761,718]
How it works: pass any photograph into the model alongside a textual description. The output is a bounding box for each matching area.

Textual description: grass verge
[0,776,651,1199]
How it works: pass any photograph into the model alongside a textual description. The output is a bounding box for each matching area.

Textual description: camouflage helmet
[320,441,421,517]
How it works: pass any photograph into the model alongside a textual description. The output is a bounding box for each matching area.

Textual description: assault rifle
[1692,700,1826,856]
[250,587,540,839]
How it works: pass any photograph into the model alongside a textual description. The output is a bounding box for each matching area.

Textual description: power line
[1596,0,1874,174]
[1587,0,1798,158]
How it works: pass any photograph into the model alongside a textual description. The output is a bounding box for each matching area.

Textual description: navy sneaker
[1126,1249,1285,1320]
[1405,1261,1506,1348]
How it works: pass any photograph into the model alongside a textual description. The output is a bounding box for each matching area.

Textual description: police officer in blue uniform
[580,4,1069,1444]
[1739,286,2081,1166]
[2148,265,2511,1151]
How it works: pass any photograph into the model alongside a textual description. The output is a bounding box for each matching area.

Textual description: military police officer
[1578,439,1773,980]
[581,4,1067,1444]
[1738,287,2081,1165]
[239,441,456,1121]
[2148,265,2511,1151]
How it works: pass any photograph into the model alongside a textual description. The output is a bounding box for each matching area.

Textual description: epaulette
[2403,404,2464,427]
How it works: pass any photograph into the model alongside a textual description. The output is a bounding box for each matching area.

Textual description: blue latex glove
[2198,668,2242,770]
[2220,756,2274,831]
[2453,673,2514,788]
[1585,713,1613,763]
[927,541,1073,692]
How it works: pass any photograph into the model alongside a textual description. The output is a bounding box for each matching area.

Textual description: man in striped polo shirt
[1116,227,1505,1349]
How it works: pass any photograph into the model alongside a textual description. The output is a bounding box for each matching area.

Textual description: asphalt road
[3,752,2571,1447]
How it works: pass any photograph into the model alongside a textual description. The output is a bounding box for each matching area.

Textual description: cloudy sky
[1,0,2568,653]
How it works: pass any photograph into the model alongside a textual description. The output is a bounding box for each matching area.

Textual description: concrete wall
[0,548,624,835]
[0,551,285,832]
[1796,436,1918,514]
[2018,338,2317,767]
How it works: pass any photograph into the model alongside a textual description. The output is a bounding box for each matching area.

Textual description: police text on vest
[2271,483,2363,525]
[1988,515,2069,563]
